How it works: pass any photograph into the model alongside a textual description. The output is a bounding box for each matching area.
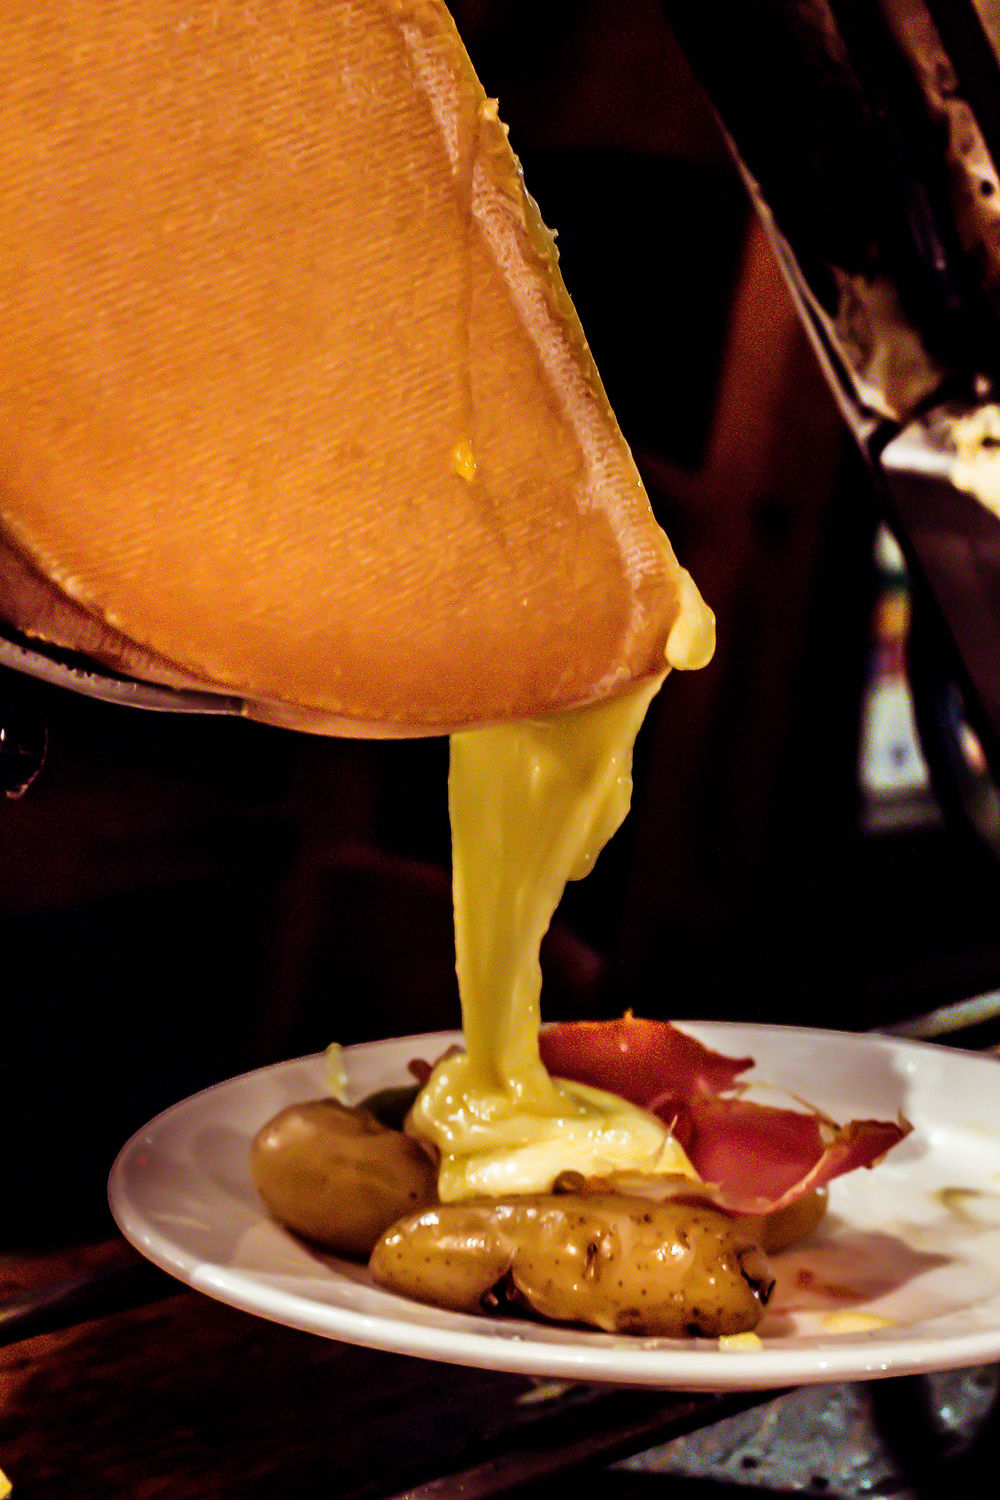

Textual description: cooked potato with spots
[551,1169,829,1255]
[369,1193,774,1337]
[251,1099,437,1257]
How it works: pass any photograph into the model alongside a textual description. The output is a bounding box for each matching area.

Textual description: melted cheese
[821,1311,895,1334]
[409,566,714,1200]
[718,1331,764,1351]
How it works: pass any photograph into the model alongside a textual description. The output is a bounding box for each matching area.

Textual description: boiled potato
[369,1193,773,1336]
[252,1098,437,1257]
[552,1169,829,1254]
[358,1083,422,1131]
[740,1188,828,1253]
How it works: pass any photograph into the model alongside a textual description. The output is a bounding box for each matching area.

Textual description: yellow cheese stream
[410,567,715,1199]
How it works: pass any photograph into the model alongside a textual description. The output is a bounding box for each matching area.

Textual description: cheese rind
[0,0,711,733]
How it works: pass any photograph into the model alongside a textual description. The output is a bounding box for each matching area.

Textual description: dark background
[4,0,1000,1245]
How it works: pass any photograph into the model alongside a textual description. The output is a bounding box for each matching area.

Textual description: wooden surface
[0,1237,765,1500]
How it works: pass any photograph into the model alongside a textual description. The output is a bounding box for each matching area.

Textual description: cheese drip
[409,568,714,1200]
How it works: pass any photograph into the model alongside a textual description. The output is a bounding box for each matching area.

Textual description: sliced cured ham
[537,1014,753,1107]
[674,1094,912,1216]
[539,1017,911,1215]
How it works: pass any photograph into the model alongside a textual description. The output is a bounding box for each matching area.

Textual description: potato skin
[740,1188,828,1253]
[369,1193,773,1336]
[251,1099,437,1257]
[553,1170,829,1254]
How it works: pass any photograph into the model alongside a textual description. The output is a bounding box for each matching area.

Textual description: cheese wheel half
[0,0,713,735]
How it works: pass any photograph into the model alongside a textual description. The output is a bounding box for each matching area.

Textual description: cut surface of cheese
[0,0,712,734]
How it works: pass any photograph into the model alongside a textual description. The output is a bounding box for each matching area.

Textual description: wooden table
[0,1235,768,1500]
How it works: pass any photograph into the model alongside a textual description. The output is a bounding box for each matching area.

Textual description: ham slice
[675,1094,912,1216]
[539,1017,911,1215]
[537,1014,753,1107]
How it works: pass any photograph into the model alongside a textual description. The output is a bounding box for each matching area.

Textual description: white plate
[109,1023,1000,1391]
